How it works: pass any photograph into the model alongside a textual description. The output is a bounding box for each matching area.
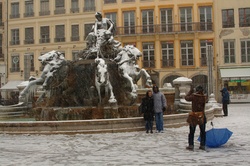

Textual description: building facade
[103,0,216,96]
[214,0,250,102]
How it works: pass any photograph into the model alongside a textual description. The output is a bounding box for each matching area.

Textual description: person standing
[152,85,167,133]
[185,85,206,150]
[220,87,230,116]
[141,90,154,133]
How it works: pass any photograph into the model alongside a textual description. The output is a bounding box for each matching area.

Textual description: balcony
[10,14,20,19]
[54,8,66,15]
[142,60,155,68]
[54,37,65,42]
[161,59,175,68]
[24,39,34,44]
[104,0,116,4]
[10,67,20,72]
[71,36,80,41]
[83,6,95,12]
[116,22,213,36]
[40,38,50,43]
[39,11,50,16]
[24,12,34,17]
[10,40,20,45]
[70,8,79,13]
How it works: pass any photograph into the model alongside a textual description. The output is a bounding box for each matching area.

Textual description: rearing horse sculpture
[95,58,117,104]
[19,50,66,104]
[112,45,152,99]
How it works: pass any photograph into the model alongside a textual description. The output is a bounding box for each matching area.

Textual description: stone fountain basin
[0,109,217,135]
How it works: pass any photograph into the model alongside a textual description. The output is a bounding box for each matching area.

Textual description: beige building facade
[214,0,250,102]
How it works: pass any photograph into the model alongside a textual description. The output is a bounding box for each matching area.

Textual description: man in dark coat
[141,90,154,133]
[185,85,206,150]
[220,87,230,116]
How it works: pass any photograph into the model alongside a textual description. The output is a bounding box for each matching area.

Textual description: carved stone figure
[95,58,117,104]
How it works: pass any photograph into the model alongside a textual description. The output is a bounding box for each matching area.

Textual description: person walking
[220,87,230,116]
[185,85,206,150]
[152,85,167,133]
[140,90,154,133]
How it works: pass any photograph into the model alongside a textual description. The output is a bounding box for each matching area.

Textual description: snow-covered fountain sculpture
[18,12,153,120]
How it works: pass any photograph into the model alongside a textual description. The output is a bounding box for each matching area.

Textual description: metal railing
[40,38,50,43]
[142,60,155,68]
[24,12,34,17]
[71,36,80,41]
[54,37,65,42]
[39,11,50,16]
[116,22,213,36]
[24,39,34,44]
[161,59,175,68]
[10,67,20,72]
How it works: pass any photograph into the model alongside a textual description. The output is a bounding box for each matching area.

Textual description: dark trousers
[222,103,228,116]
[145,120,153,131]
[188,122,206,146]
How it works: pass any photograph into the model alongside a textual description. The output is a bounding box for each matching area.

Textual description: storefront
[220,67,250,103]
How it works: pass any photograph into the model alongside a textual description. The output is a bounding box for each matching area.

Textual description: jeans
[155,112,163,131]
[145,120,153,131]
[188,122,206,146]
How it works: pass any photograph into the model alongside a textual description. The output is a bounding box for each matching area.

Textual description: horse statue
[112,45,152,99]
[95,58,117,104]
[19,50,66,104]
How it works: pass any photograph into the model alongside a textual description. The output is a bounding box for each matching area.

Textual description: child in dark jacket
[141,90,154,133]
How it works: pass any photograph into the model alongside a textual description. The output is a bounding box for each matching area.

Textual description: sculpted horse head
[122,45,142,61]
[38,50,65,65]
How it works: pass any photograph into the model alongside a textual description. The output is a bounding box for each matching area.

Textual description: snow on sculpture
[95,58,117,104]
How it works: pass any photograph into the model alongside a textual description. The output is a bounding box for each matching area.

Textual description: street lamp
[207,45,213,96]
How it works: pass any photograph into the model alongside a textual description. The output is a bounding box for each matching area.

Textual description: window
[239,8,250,27]
[40,26,50,43]
[104,0,116,4]
[161,42,174,67]
[142,43,155,68]
[122,0,135,2]
[84,0,95,12]
[241,39,250,63]
[199,6,212,31]
[224,40,235,63]
[222,9,234,28]
[200,40,213,66]
[25,27,34,44]
[142,10,154,33]
[84,23,94,39]
[71,0,79,13]
[72,50,80,61]
[0,34,3,58]
[40,0,50,16]
[123,11,135,34]
[10,29,20,45]
[11,54,20,72]
[24,0,34,17]
[105,12,117,25]
[55,0,65,14]
[160,8,173,32]
[71,25,79,41]
[181,41,194,66]
[10,2,20,18]
[55,25,65,42]
[24,53,34,72]
[180,7,192,31]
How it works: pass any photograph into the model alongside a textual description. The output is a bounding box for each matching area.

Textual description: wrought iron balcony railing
[24,39,34,44]
[24,12,34,17]
[10,40,20,45]
[54,8,66,15]
[83,6,95,12]
[39,11,50,16]
[10,14,20,19]
[142,60,155,68]
[71,36,80,41]
[116,22,213,36]
[40,38,50,43]
[54,37,65,42]
[10,67,20,72]
[161,59,175,68]
[70,8,79,13]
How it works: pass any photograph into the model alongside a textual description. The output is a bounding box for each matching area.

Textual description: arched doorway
[163,75,181,87]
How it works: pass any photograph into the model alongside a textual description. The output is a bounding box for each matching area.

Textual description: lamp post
[207,45,213,96]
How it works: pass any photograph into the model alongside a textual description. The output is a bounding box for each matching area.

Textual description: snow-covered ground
[0,104,249,166]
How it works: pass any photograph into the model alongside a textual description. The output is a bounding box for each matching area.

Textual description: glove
[162,107,166,112]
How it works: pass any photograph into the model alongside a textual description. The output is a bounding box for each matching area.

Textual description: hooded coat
[185,89,206,113]
[221,87,230,104]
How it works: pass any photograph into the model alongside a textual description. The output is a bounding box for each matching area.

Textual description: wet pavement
[0,104,250,166]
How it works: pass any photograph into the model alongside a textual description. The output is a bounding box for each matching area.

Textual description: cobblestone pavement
[0,104,250,166]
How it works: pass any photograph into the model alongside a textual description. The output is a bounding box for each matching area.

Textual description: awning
[0,81,23,91]
[220,68,250,80]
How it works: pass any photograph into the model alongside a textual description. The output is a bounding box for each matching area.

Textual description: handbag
[187,111,204,126]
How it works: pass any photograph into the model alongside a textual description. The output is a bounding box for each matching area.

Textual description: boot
[150,130,153,134]
[199,145,206,150]
[186,145,194,150]
[146,130,149,133]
